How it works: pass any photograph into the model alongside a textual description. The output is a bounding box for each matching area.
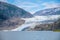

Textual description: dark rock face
[34,7,60,16]
[54,18,60,30]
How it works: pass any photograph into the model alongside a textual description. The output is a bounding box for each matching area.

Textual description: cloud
[42,2,60,9]
[0,0,60,14]
[14,1,60,14]
[0,0,7,2]
[14,1,40,14]
[17,2,38,8]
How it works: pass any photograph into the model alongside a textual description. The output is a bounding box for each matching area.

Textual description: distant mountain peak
[34,7,60,16]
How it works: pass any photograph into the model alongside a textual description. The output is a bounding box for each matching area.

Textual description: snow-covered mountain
[34,7,60,16]
[0,2,60,31]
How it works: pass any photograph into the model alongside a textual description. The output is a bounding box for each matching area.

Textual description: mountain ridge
[0,1,33,19]
[34,7,60,16]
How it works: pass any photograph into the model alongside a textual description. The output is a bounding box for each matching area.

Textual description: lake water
[0,31,60,40]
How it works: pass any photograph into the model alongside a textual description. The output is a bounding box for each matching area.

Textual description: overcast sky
[0,0,60,14]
